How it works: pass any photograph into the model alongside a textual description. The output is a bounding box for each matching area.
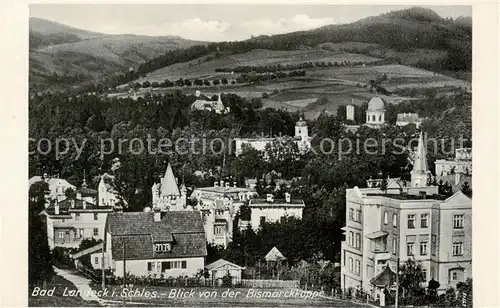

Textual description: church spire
[82,170,88,188]
[411,131,429,187]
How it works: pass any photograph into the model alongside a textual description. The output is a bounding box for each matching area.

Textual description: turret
[410,131,429,187]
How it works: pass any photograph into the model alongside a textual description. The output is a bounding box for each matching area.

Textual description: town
[27,5,473,308]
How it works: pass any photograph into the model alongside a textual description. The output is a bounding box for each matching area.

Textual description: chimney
[220,180,224,187]
[419,191,427,199]
[153,208,161,222]
[54,200,59,215]
[285,192,291,203]
[266,194,274,203]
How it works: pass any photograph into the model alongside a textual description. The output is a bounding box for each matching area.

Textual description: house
[103,210,207,278]
[340,132,472,297]
[29,173,75,202]
[151,163,188,211]
[234,118,312,157]
[98,173,124,209]
[70,243,104,270]
[206,259,245,285]
[191,92,229,114]
[435,148,472,177]
[41,197,115,249]
[248,193,305,231]
[191,181,257,248]
[396,113,423,128]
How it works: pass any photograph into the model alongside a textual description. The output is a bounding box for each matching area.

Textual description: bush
[52,247,76,269]
[222,272,233,287]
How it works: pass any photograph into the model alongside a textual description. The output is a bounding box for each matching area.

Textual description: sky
[30,4,472,41]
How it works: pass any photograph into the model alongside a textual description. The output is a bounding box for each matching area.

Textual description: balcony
[374,251,391,261]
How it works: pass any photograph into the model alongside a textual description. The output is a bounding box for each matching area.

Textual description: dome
[296,117,307,127]
[367,97,385,111]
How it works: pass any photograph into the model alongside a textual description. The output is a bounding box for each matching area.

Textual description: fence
[241,279,300,289]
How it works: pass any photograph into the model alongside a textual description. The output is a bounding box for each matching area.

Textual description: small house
[206,259,245,285]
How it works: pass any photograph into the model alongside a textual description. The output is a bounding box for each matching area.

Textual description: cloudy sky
[30,4,472,41]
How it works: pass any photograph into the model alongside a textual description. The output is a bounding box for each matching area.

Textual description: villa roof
[206,259,245,271]
[106,211,207,260]
[249,199,305,207]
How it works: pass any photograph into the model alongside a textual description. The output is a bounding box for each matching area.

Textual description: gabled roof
[370,264,396,286]
[160,163,180,197]
[206,259,245,271]
[441,191,472,208]
[106,211,207,260]
[265,246,286,262]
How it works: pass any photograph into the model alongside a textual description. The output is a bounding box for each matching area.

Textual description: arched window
[379,115,382,122]
[372,115,376,122]
[349,257,353,271]
[384,211,388,224]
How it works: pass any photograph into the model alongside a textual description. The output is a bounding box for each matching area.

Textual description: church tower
[411,131,429,187]
[295,117,308,140]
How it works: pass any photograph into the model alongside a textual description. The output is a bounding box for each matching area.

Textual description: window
[94,257,99,265]
[182,261,187,269]
[379,115,382,122]
[93,228,99,236]
[355,260,360,275]
[407,242,415,256]
[171,261,182,269]
[452,272,458,280]
[355,233,361,249]
[349,231,354,247]
[392,238,398,255]
[349,257,353,272]
[407,214,415,229]
[155,243,172,253]
[94,213,98,220]
[421,214,428,228]
[355,210,361,222]
[372,115,376,122]
[78,228,84,238]
[393,214,398,227]
[452,242,463,256]
[453,214,464,229]
[58,230,65,239]
[349,208,354,221]
[422,269,427,280]
[384,211,388,225]
[215,225,224,236]
[431,235,437,256]
[420,241,428,256]
[260,216,266,225]
[75,213,81,220]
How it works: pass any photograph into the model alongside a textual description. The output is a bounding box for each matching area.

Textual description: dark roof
[106,211,207,260]
[44,198,114,215]
[370,265,396,286]
[78,186,98,197]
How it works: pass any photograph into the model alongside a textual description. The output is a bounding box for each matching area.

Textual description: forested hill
[102,7,471,91]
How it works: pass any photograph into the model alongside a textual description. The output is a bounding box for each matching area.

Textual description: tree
[461,181,472,197]
[380,177,388,194]
[213,79,220,86]
[29,181,53,286]
[399,258,426,303]
[221,78,228,85]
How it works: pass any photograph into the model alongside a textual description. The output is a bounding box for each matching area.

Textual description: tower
[411,131,429,187]
[295,117,308,139]
[346,104,355,121]
[366,97,385,128]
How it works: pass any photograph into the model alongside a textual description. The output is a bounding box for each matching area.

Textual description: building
[234,117,312,157]
[340,132,472,298]
[365,97,386,128]
[191,181,257,248]
[103,210,207,278]
[29,173,76,202]
[151,163,188,211]
[98,173,124,208]
[191,92,229,114]
[206,259,245,285]
[435,148,472,177]
[247,193,305,231]
[396,113,423,128]
[346,105,355,121]
[41,196,115,249]
[70,243,104,270]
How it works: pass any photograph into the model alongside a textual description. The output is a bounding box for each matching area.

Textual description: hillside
[29,18,204,93]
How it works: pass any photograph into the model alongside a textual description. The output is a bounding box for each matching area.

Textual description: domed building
[365,97,386,128]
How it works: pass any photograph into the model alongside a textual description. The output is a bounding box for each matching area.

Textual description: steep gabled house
[103,210,207,278]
